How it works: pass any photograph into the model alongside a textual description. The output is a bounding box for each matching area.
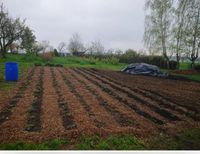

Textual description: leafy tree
[0,3,25,58]
[21,26,36,54]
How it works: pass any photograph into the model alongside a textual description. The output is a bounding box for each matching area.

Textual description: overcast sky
[2,0,146,51]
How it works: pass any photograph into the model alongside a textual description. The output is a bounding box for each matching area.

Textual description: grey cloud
[2,0,145,50]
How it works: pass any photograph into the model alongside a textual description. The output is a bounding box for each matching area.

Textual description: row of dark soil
[50,68,76,130]
[58,69,105,128]
[81,69,180,122]
[0,68,36,125]
[68,69,136,127]
[88,69,198,120]
[141,88,199,115]
[73,68,165,125]
[25,67,44,132]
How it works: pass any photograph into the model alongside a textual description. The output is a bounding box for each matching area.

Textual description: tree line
[144,0,200,69]
[1,1,199,70]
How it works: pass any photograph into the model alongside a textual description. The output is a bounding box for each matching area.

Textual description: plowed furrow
[142,88,199,115]
[91,70,200,112]
[25,67,44,132]
[88,69,197,120]
[81,69,180,122]
[55,69,94,131]
[0,67,40,142]
[58,69,104,128]
[50,68,76,130]
[67,69,135,127]
[69,69,157,131]
[0,67,36,125]
[74,68,164,125]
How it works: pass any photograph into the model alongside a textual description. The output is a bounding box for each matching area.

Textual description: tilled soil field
[0,66,200,143]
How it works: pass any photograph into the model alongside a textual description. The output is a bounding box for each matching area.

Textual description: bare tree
[115,49,123,56]
[32,42,44,56]
[172,0,189,69]
[144,0,173,68]
[183,0,200,68]
[68,33,87,56]
[40,40,50,53]
[89,40,105,55]
[57,42,67,53]
[0,3,25,58]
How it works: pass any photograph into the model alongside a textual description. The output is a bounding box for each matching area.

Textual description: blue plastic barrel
[5,62,19,81]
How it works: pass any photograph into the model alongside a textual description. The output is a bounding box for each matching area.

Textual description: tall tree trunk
[175,0,188,70]
[190,8,200,69]
[191,60,195,69]
[162,34,170,69]
[176,54,180,69]
[2,47,6,58]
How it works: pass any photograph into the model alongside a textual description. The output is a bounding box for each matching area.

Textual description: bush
[34,63,42,66]
[169,61,178,70]
[55,64,63,67]
[194,64,200,71]
[45,63,55,67]
[41,52,54,62]
[101,57,119,65]
[22,53,41,62]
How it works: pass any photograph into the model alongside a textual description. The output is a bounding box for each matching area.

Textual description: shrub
[101,57,119,65]
[22,53,41,62]
[169,61,178,70]
[194,64,200,71]
[41,52,54,62]
[34,63,42,66]
[45,63,55,67]
[55,64,63,67]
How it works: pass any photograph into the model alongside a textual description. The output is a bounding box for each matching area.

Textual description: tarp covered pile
[121,63,168,77]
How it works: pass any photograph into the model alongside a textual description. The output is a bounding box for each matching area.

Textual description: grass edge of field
[0,128,200,150]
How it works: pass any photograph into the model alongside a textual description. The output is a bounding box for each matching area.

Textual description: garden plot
[0,66,200,143]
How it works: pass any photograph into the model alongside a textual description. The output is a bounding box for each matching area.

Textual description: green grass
[179,63,191,70]
[52,56,126,71]
[0,129,199,150]
[0,54,125,94]
[175,74,200,82]
[0,138,68,150]
[147,128,200,150]
[74,134,145,150]
[0,134,145,150]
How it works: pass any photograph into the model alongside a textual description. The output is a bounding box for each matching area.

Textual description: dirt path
[40,67,65,139]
